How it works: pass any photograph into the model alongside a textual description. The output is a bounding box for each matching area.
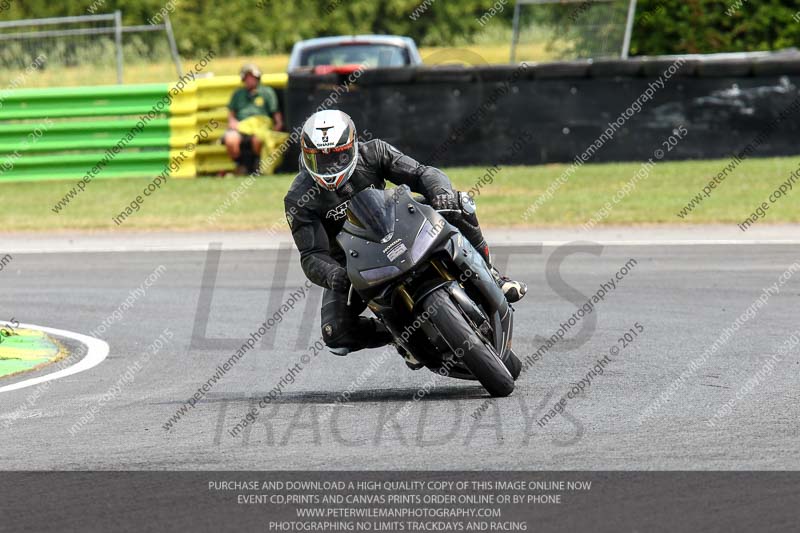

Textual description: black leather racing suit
[284,139,490,353]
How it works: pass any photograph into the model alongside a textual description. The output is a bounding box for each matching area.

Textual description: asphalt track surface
[1,232,799,471]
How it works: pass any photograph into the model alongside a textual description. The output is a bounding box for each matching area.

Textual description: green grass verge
[0,329,62,378]
[1,155,798,232]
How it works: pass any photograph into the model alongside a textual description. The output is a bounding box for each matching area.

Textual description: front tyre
[424,289,515,397]
[504,349,522,381]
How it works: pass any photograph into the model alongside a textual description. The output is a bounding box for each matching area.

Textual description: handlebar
[411,193,428,205]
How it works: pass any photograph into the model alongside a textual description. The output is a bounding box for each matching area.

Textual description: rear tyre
[424,289,515,397]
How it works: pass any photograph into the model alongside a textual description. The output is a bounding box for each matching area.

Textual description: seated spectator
[223,63,284,175]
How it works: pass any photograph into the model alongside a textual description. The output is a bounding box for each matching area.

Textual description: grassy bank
[0,42,558,88]
[1,156,798,232]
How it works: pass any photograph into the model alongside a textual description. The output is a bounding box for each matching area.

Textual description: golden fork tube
[396,284,414,311]
[431,259,455,281]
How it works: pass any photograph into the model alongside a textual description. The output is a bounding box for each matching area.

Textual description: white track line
[0,323,109,394]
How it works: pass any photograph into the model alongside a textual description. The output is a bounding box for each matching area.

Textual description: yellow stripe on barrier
[195,73,288,110]
[168,149,197,178]
[196,109,228,142]
[168,116,197,147]
[169,81,198,116]
[195,75,240,110]
[196,144,235,174]
[260,72,289,90]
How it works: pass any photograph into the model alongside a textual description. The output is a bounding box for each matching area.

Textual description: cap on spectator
[240,63,262,81]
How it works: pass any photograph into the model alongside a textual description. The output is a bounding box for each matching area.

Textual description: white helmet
[300,110,358,191]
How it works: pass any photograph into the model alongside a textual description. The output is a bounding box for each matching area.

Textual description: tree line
[1,0,797,58]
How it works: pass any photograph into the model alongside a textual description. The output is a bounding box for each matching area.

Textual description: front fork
[380,229,513,362]
[444,231,513,358]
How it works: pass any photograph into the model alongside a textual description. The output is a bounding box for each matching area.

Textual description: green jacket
[228,85,279,121]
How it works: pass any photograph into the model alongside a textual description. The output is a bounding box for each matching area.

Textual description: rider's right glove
[327,267,352,294]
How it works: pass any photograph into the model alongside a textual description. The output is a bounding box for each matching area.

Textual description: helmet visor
[302,141,356,178]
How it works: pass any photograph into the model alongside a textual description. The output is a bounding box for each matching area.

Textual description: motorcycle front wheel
[423,289,515,397]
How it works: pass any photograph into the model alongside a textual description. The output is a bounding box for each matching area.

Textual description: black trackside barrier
[285,54,800,168]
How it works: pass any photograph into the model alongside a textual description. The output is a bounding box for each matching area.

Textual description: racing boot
[490,266,528,303]
[326,318,393,356]
[474,239,528,304]
[445,194,528,304]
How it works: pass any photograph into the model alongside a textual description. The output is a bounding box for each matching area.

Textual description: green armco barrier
[0,82,197,120]
[0,117,196,154]
[0,81,199,181]
[0,119,168,153]
[0,78,215,181]
[4,150,174,182]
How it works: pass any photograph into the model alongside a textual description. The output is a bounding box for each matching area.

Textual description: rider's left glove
[430,192,460,215]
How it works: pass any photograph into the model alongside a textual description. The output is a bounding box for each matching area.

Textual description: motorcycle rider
[284,110,526,357]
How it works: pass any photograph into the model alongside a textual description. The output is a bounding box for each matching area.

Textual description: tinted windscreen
[301,44,409,68]
[348,188,395,240]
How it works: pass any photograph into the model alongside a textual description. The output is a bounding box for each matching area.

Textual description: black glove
[430,192,460,214]
[326,267,351,294]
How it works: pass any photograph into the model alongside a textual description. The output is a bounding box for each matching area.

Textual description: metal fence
[510,0,638,62]
[0,11,182,84]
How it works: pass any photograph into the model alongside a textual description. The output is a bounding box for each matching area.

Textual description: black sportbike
[337,185,522,397]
